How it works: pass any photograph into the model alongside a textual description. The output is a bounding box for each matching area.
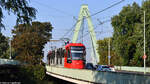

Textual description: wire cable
[74,0,125,25]
[77,19,111,41]
[68,0,125,41]
[32,0,74,17]
[61,22,77,39]
[90,0,125,17]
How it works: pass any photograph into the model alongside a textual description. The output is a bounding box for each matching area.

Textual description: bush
[33,64,46,80]
[22,64,46,81]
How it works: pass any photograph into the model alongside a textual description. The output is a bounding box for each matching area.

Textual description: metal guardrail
[0,59,21,65]
[115,66,150,73]
[46,65,150,84]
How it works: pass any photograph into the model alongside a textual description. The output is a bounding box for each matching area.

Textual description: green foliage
[0,65,71,84]
[97,38,120,65]
[1,48,10,59]
[22,65,46,81]
[12,21,53,64]
[111,0,150,66]
[0,0,36,29]
[0,33,9,58]
[33,65,46,80]
[0,65,46,84]
[2,47,17,59]
[142,0,150,67]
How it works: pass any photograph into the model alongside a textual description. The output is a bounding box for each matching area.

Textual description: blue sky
[1,0,143,62]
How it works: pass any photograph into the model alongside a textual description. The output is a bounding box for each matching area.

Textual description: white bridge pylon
[72,4,99,64]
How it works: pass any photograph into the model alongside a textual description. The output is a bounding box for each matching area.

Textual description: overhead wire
[61,21,77,40]
[33,0,125,42]
[74,0,125,25]
[71,0,125,42]
[76,0,125,42]
[32,0,78,42]
[32,0,75,17]
[90,0,125,17]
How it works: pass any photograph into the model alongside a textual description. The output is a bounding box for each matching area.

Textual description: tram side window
[67,50,72,63]
[67,50,71,59]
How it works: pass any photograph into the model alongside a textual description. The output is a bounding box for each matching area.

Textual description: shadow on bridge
[0,64,74,84]
[0,64,36,83]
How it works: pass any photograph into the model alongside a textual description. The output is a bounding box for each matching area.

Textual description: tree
[0,33,9,58]
[0,0,36,29]
[111,1,150,66]
[97,38,119,65]
[12,22,53,65]
[141,0,150,66]
[2,47,17,59]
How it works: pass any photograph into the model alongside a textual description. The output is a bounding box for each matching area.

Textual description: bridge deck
[46,65,150,84]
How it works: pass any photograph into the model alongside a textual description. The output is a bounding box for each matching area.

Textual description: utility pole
[108,38,111,65]
[143,11,146,74]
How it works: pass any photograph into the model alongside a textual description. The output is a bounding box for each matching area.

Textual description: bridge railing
[115,66,150,73]
[0,58,21,65]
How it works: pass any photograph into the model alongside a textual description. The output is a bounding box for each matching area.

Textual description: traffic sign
[143,54,147,59]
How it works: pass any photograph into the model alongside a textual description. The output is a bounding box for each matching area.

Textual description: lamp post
[108,38,111,65]
[143,11,146,74]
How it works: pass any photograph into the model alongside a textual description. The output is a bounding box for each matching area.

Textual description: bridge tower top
[72,4,99,64]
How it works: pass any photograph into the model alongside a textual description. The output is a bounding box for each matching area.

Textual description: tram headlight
[67,58,72,63]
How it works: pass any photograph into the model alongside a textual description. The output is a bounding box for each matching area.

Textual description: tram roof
[65,43,85,48]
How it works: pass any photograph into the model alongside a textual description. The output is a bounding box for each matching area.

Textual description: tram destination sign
[70,46,84,50]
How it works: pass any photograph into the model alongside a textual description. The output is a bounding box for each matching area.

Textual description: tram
[47,43,86,69]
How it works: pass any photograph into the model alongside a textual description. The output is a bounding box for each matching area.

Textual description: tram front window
[71,51,83,60]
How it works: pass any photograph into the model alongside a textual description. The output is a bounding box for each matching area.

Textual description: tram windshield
[71,50,83,60]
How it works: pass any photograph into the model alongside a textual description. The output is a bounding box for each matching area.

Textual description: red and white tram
[47,43,86,69]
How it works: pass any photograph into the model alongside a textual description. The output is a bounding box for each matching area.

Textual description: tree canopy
[110,1,150,66]
[0,33,8,58]
[97,0,150,67]
[12,22,53,65]
[0,0,36,29]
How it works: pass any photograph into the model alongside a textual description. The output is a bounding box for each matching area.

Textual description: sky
[1,0,143,63]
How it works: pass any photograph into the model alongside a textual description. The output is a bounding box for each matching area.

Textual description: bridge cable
[77,19,111,41]
[81,17,85,43]
[33,0,124,41]
[73,0,125,42]
[75,0,125,25]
